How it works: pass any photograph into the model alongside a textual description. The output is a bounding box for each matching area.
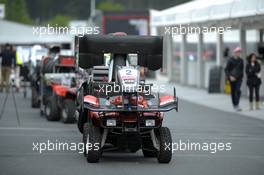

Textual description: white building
[150,0,264,96]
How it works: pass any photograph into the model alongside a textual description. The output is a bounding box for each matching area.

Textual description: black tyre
[61,99,76,123]
[142,135,157,157]
[45,96,60,121]
[78,109,88,133]
[156,127,172,163]
[83,123,89,157]
[77,87,87,133]
[31,88,40,108]
[83,123,102,163]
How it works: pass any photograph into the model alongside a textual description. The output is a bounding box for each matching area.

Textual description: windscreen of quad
[77,35,163,70]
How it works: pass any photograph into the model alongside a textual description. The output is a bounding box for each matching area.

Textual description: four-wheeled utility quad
[31,60,42,108]
[31,46,58,108]
[75,34,178,163]
[40,54,77,123]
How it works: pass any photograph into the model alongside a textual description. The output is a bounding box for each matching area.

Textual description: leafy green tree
[0,0,32,24]
[48,15,71,27]
[97,0,125,12]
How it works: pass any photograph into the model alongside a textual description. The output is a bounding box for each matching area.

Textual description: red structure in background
[101,11,149,35]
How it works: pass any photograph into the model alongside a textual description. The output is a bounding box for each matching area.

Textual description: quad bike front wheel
[83,123,102,163]
[77,109,88,134]
[61,99,76,123]
[45,96,60,121]
[142,135,157,157]
[156,127,172,163]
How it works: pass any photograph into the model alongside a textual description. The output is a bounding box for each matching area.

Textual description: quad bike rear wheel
[61,99,76,123]
[83,123,102,163]
[45,96,60,121]
[31,87,40,108]
[156,127,172,163]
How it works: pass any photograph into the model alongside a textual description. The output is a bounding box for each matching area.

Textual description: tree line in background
[0,0,189,26]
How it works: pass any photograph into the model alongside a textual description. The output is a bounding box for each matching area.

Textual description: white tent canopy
[0,20,72,45]
[151,0,264,28]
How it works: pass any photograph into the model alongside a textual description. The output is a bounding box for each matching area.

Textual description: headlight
[145,119,155,127]
[106,119,116,126]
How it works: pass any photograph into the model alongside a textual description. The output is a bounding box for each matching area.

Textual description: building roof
[150,0,264,28]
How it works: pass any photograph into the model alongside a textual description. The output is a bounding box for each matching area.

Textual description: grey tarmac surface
[0,90,264,175]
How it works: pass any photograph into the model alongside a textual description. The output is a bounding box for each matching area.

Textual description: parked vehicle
[39,49,77,123]
[75,34,178,163]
